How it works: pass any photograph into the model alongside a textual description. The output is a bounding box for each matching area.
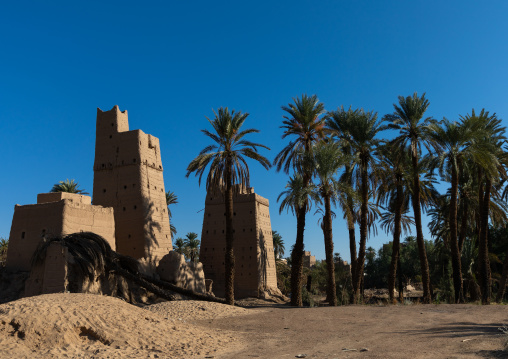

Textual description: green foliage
[50,179,88,194]
[0,237,8,264]
[186,107,271,191]
[166,190,178,236]
[276,260,291,296]
[184,232,200,263]
[173,233,200,262]
[301,286,315,307]
[272,231,285,260]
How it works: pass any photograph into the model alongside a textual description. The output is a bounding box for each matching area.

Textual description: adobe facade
[303,251,316,268]
[6,192,115,272]
[92,106,172,263]
[199,186,278,298]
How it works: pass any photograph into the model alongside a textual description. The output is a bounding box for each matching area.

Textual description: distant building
[199,186,278,298]
[303,251,316,268]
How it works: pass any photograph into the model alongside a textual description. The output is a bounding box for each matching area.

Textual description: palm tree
[272,231,285,260]
[50,179,88,194]
[311,141,350,306]
[274,94,326,307]
[173,237,187,257]
[384,92,433,303]
[426,117,492,303]
[461,109,507,304]
[186,107,271,305]
[326,106,363,299]
[328,107,384,302]
[166,191,178,237]
[377,142,414,303]
[184,232,200,263]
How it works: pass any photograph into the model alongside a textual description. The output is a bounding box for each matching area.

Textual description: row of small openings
[123,205,138,211]
[205,228,254,234]
[204,246,253,251]
[121,184,137,190]
[100,159,136,168]
[147,184,165,193]
[122,205,166,214]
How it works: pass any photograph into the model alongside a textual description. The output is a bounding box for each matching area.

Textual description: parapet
[37,192,92,205]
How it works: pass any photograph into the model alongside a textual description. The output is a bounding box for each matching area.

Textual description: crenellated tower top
[96,105,129,138]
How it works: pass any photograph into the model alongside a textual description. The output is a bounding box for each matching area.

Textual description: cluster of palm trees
[186,92,508,307]
[173,232,201,263]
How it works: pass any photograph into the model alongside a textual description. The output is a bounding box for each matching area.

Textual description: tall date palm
[274,94,326,307]
[186,107,271,305]
[384,92,433,303]
[311,141,350,306]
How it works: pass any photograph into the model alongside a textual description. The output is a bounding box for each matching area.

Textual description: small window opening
[133,158,136,163]
[123,207,126,211]
[124,185,127,189]
[21,232,25,239]
[134,205,137,210]
[109,135,112,139]
[103,189,106,193]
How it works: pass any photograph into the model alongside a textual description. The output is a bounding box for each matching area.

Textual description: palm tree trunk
[449,165,464,303]
[224,160,235,305]
[458,197,468,253]
[398,254,404,302]
[495,254,508,303]
[323,193,337,306]
[290,203,307,307]
[389,177,403,303]
[411,150,432,303]
[477,168,484,247]
[354,158,368,303]
[346,195,358,302]
[119,268,227,304]
[479,177,491,305]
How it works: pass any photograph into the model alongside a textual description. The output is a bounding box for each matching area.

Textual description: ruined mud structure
[6,193,115,272]
[92,106,172,263]
[200,186,278,298]
[4,105,277,301]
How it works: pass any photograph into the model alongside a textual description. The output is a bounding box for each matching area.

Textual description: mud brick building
[92,106,172,263]
[199,186,277,298]
[6,192,115,272]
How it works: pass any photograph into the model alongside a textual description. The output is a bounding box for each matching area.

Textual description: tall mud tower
[200,186,278,298]
[93,106,172,263]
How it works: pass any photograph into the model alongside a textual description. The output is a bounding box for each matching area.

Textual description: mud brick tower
[199,186,277,298]
[93,106,172,263]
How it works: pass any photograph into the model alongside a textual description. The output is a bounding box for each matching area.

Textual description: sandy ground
[212,304,508,359]
[0,294,241,358]
[1,293,507,358]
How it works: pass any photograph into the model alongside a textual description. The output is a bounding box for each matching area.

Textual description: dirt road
[207,304,508,358]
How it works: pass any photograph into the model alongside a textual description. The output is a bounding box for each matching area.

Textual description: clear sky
[1,1,508,262]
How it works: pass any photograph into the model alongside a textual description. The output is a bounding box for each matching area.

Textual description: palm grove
[186,92,508,307]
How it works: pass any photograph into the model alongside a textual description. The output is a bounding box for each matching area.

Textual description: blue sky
[1,1,508,261]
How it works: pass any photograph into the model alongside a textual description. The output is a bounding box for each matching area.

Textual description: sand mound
[146,300,252,322]
[0,293,239,358]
